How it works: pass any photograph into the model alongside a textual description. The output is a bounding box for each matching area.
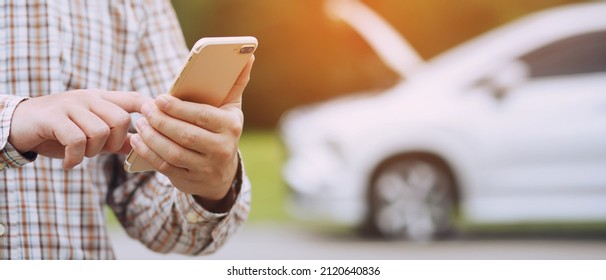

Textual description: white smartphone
[124,36,258,173]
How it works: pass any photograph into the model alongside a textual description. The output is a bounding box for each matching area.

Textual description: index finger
[100,91,153,113]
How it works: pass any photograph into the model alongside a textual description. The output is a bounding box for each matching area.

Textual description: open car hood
[325,0,426,78]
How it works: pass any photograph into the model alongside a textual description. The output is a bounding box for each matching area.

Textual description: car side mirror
[475,61,530,100]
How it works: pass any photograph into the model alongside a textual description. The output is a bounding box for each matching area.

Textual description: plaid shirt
[0,0,251,259]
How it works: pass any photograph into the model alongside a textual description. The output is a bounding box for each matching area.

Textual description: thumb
[221,55,255,109]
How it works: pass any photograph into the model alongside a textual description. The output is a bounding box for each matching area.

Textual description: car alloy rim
[374,160,453,241]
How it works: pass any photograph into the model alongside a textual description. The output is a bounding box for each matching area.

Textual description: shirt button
[186,211,200,223]
[0,223,6,237]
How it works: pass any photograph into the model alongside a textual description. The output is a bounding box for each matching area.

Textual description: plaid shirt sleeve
[0,95,36,170]
[105,0,251,255]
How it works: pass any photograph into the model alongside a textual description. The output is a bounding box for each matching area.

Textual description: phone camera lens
[239,46,255,54]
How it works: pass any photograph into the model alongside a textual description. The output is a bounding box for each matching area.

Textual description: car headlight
[283,142,345,196]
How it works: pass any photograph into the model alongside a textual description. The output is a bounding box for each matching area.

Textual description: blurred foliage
[171,0,586,128]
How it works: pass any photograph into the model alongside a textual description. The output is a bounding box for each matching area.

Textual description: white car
[279,0,606,241]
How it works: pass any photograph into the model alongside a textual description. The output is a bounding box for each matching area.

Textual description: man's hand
[9,89,151,169]
[130,56,255,206]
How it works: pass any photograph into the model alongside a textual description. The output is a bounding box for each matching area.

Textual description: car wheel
[368,156,456,241]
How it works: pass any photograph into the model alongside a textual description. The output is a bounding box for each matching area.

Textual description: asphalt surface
[109,222,606,260]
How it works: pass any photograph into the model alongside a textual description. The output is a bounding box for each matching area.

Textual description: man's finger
[116,134,135,154]
[130,134,188,179]
[90,100,132,152]
[100,91,153,113]
[151,96,236,133]
[69,108,110,158]
[134,117,200,169]
[143,102,222,152]
[53,120,87,169]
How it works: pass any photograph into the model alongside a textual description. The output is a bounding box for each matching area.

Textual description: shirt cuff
[0,141,37,170]
[175,152,245,225]
[0,96,36,170]
[177,190,228,226]
[176,162,244,223]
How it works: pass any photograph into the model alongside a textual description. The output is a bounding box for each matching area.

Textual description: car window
[520,31,606,78]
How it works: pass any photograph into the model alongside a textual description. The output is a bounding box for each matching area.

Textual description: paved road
[109,222,606,260]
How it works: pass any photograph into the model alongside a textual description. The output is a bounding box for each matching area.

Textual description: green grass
[239,129,290,221]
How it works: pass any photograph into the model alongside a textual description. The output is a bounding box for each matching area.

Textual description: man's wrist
[192,154,243,213]
[193,182,238,213]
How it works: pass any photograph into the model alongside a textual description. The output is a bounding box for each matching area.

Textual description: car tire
[366,156,457,242]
